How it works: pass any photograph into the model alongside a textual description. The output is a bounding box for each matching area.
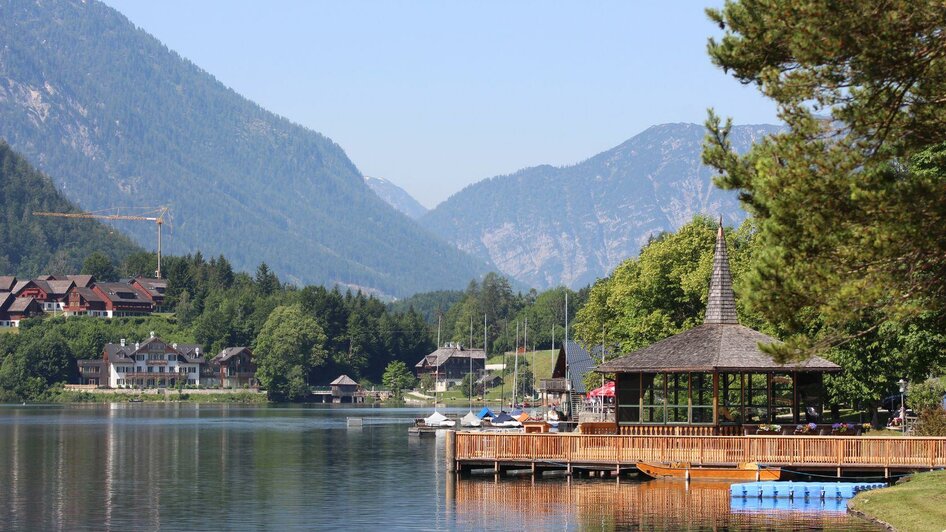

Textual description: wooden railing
[454,433,946,469]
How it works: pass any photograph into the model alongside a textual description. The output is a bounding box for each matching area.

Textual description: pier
[448,432,946,478]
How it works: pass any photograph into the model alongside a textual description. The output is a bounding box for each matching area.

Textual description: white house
[100,333,205,388]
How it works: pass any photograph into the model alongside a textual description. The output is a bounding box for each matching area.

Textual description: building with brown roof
[0,293,43,327]
[597,222,840,434]
[91,282,154,317]
[64,286,108,317]
[210,347,257,388]
[13,278,74,312]
[130,277,168,310]
[416,342,486,392]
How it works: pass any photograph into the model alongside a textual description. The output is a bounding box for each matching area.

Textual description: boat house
[597,223,840,435]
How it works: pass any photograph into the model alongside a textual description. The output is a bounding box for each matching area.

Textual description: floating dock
[730,481,886,500]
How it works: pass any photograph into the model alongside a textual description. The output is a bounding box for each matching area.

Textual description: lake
[0,405,878,530]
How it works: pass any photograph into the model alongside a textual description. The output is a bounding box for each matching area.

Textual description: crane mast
[32,207,169,278]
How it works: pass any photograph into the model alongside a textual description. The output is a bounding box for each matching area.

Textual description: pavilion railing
[454,433,946,469]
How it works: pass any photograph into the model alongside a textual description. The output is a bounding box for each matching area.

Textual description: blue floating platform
[731,495,849,513]
[730,481,886,501]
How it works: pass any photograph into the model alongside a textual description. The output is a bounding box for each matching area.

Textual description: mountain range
[0,0,487,297]
[419,123,780,289]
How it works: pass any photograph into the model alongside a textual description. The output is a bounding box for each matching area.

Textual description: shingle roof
[7,296,38,313]
[330,375,358,386]
[0,276,16,292]
[212,347,251,363]
[415,345,487,368]
[104,336,205,363]
[596,323,839,373]
[74,287,103,303]
[66,275,95,288]
[704,223,738,324]
[95,282,151,304]
[597,220,840,374]
[46,280,75,296]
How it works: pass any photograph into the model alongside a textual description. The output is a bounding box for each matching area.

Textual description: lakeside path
[849,470,946,531]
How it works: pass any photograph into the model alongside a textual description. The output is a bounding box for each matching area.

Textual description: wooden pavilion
[597,222,841,435]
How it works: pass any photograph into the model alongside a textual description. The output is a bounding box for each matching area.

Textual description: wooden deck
[450,432,946,476]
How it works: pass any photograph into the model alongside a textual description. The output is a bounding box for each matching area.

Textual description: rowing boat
[636,461,780,481]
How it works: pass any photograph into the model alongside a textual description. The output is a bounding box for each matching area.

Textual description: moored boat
[636,461,780,481]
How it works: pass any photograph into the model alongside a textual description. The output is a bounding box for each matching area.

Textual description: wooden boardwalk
[449,432,946,477]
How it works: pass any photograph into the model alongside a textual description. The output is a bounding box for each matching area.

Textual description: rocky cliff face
[422,123,780,289]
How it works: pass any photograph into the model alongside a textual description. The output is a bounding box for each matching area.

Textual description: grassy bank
[49,390,269,404]
[848,470,946,531]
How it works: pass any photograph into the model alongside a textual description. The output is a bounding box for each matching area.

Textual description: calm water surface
[0,405,879,530]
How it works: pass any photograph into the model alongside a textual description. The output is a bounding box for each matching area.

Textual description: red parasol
[588,381,615,398]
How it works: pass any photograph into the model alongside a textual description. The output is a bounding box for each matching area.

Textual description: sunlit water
[0,405,879,530]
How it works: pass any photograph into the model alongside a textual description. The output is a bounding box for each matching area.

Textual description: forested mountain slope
[421,123,780,289]
[0,0,487,297]
[0,141,140,275]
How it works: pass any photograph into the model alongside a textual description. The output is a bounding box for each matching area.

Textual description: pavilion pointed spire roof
[704,220,739,325]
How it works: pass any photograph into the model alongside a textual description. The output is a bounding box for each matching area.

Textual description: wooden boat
[636,461,780,481]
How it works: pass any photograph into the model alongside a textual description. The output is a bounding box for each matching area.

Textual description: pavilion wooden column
[712,373,719,426]
[792,371,800,424]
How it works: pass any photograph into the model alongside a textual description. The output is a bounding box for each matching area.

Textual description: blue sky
[104,1,778,208]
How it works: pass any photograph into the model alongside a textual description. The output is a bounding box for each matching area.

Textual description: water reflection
[0,405,879,531]
[454,477,878,530]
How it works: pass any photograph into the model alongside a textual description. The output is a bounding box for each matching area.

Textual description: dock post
[445,430,456,473]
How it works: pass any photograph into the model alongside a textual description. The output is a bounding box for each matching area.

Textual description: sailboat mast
[513,321,520,409]
[483,314,487,408]
[469,316,474,410]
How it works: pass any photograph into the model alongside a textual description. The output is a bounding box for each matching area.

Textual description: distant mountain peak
[421,122,781,289]
[364,176,428,220]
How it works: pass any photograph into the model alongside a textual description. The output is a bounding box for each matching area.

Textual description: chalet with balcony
[64,287,108,317]
[210,347,257,388]
[13,278,74,312]
[0,293,43,327]
[77,359,105,386]
[91,282,154,317]
[416,342,486,392]
[131,277,167,311]
[91,334,205,388]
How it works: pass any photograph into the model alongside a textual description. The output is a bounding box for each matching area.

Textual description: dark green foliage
[0,141,140,276]
[704,0,946,355]
[81,252,118,282]
[254,305,327,402]
[0,1,489,297]
[381,361,416,400]
[0,327,77,401]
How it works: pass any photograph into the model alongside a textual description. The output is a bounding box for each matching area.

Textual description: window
[617,373,641,423]
[642,373,666,423]
[691,373,713,424]
[746,373,769,423]
[720,373,744,424]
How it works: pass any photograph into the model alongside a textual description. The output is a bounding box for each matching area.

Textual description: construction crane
[33,207,170,278]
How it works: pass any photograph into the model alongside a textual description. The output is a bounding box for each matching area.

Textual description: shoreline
[847,470,946,531]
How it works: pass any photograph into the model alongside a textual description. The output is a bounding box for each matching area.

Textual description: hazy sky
[104,1,778,208]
